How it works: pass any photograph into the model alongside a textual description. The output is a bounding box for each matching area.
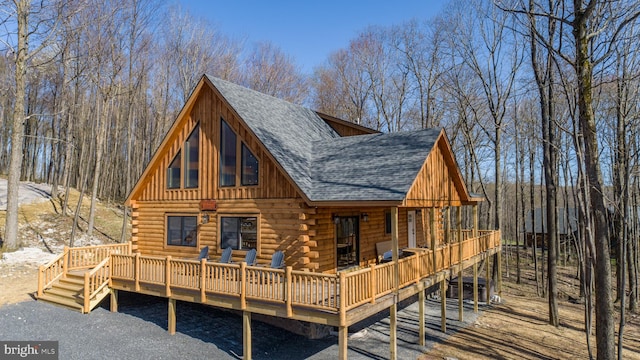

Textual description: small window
[167,215,197,247]
[385,210,391,235]
[220,216,257,250]
[220,119,236,187]
[241,143,259,186]
[167,151,181,189]
[184,124,199,188]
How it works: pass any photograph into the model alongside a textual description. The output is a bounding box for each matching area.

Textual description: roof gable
[207,75,339,200]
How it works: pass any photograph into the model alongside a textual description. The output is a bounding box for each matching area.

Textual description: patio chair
[218,247,232,263]
[243,248,257,266]
[197,246,209,261]
[269,250,285,269]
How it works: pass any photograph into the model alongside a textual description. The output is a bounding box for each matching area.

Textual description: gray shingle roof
[310,129,440,202]
[207,75,440,203]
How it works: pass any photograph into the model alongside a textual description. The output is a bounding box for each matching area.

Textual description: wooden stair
[37,271,110,313]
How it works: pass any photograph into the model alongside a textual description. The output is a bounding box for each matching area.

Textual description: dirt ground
[422,256,640,360]
[0,263,37,306]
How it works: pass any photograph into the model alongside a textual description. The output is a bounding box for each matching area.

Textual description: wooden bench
[375,241,392,263]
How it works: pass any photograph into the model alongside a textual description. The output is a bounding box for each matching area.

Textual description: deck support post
[486,254,491,304]
[165,256,172,297]
[440,279,447,333]
[243,311,252,360]
[338,326,348,360]
[200,258,206,303]
[390,207,398,360]
[473,260,478,313]
[430,208,436,269]
[473,205,479,238]
[497,247,502,297]
[390,302,397,360]
[458,272,463,321]
[134,253,140,292]
[419,290,425,346]
[110,289,118,313]
[168,298,176,335]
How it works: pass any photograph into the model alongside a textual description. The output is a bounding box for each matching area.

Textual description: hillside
[0,181,127,305]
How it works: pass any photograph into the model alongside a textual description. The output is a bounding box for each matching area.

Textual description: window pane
[385,211,391,234]
[167,216,197,247]
[167,151,181,189]
[240,217,257,249]
[220,216,257,250]
[185,124,199,188]
[221,217,240,249]
[241,144,259,186]
[220,119,236,187]
[183,217,197,246]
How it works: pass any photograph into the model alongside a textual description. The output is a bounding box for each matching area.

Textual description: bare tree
[1,0,63,249]
[241,41,307,104]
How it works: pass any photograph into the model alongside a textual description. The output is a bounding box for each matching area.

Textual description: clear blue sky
[177,0,448,74]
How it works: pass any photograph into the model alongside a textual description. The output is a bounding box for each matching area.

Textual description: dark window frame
[241,143,259,186]
[184,123,200,189]
[219,215,258,251]
[167,150,181,189]
[166,215,198,247]
[220,118,237,187]
[385,210,392,235]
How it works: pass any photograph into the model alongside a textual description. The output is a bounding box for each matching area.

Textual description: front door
[408,210,416,248]
[336,216,359,269]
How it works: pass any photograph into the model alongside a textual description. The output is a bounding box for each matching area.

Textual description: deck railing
[84,257,111,312]
[109,230,500,319]
[37,242,132,298]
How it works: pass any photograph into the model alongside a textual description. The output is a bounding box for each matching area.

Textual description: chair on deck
[269,250,285,269]
[218,247,232,263]
[197,246,209,261]
[243,248,257,266]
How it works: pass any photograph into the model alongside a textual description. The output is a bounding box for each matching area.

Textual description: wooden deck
[37,230,501,358]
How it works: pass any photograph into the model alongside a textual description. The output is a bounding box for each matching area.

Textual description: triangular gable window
[166,123,199,190]
[241,144,259,186]
[185,124,199,188]
[167,150,181,189]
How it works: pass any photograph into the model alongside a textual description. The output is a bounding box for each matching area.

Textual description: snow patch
[1,247,58,266]
[0,179,52,210]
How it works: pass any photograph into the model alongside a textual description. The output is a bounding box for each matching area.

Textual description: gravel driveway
[0,292,485,359]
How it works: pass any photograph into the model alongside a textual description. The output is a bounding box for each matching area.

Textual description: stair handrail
[83,256,111,313]
[37,247,70,298]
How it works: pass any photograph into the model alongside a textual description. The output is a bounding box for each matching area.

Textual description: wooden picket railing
[109,230,501,319]
[83,257,111,312]
[37,231,500,318]
[37,243,131,297]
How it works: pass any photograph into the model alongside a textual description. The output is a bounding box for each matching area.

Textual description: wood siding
[131,199,319,269]
[133,84,299,203]
[405,137,464,207]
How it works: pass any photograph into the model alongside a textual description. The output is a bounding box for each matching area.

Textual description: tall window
[167,215,197,247]
[220,216,257,250]
[167,151,181,189]
[241,143,259,186]
[220,119,236,187]
[184,124,199,188]
[385,210,392,235]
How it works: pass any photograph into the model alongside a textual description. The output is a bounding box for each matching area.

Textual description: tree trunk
[574,8,614,357]
[3,0,30,250]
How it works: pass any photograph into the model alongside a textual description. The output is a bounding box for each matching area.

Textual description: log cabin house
[37,75,501,360]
